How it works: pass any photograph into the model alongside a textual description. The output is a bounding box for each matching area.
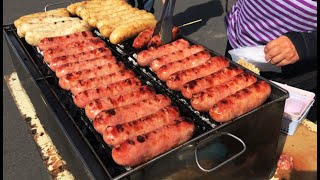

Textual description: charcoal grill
[4,24,289,180]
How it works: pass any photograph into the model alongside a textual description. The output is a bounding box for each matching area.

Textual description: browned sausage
[43,37,106,63]
[103,106,180,147]
[70,69,135,95]
[156,51,211,81]
[58,62,125,90]
[111,118,195,167]
[136,39,190,66]
[191,73,257,111]
[150,45,206,72]
[181,66,243,99]
[73,77,142,108]
[50,47,112,71]
[93,94,172,133]
[85,86,156,120]
[166,56,230,91]
[209,81,271,122]
[147,26,180,49]
[132,28,154,50]
[38,31,93,51]
[55,55,116,78]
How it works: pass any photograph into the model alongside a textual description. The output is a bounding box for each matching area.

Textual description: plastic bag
[228,45,282,73]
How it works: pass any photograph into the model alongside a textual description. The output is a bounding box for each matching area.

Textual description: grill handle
[194,132,246,172]
[44,1,72,11]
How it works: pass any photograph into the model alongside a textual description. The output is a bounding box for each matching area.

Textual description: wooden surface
[272,119,317,180]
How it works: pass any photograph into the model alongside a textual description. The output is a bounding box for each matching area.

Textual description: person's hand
[264,35,299,67]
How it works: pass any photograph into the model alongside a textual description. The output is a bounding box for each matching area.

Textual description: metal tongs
[152,0,176,45]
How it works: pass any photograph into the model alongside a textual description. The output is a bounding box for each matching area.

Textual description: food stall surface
[3,0,316,179]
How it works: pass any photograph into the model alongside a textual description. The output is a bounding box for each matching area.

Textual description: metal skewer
[178,19,203,28]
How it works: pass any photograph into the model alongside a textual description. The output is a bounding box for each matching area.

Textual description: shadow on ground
[173,0,224,36]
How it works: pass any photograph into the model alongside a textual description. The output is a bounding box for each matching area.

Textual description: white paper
[229,45,282,73]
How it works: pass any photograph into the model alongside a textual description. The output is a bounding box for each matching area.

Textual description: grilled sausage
[38,31,93,51]
[150,45,206,72]
[209,81,271,122]
[43,38,106,63]
[111,118,195,167]
[70,69,135,95]
[94,8,142,29]
[14,8,70,28]
[46,36,102,50]
[132,26,180,50]
[59,62,125,90]
[99,12,155,38]
[181,67,244,99]
[156,51,211,81]
[24,21,91,46]
[109,18,157,44]
[191,73,258,111]
[17,18,82,38]
[136,39,190,66]
[73,77,142,108]
[147,26,180,49]
[103,106,180,146]
[85,86,156,120]
[93,94,172,133]
[132,28,154,50]
[50,47,112,71]
[17,15,74,30]
[55,55,116,78]
[166,56,230,91]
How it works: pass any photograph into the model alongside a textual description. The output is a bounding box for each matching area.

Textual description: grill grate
[3,24,214,179]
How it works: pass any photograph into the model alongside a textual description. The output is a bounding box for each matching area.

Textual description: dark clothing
[126,0,155,13]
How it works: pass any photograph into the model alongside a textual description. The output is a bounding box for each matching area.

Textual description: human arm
[264,31,317,67]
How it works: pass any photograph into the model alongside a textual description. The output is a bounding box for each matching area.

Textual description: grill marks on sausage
[209,81,271,122]
[81,31,88,37]
[137,39,190,66]
[43,37,106,62]
[150,45,206,71]
[56,55,115,71]
[105,105,181,140]
[156,50,211,81]
[59,62,125,90]
[93,94,172,133]
[132,28,154,49]
[190,72,257,111]
[181,66,244,99]
[111,118,195,167]
[137,135,145,143]
[127,140,135,145]
[107,109,116,116]
[71,69,135,94]
[166,56,230,90]
[115,124,124,133]
[39,31,94,51]
[73,77,142,108]
[85,86,157,120]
